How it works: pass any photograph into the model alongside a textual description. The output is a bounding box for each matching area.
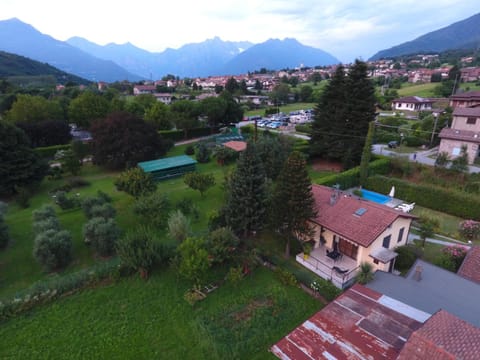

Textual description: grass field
[397,83,437,97]
[0,267,321,359]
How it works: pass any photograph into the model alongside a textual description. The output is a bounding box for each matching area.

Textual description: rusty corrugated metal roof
[271,284,422,360]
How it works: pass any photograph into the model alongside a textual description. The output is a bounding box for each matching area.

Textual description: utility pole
[430,114,439,147]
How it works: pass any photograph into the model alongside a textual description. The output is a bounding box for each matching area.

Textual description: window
[373,259,379,265]
[398,227,405,243]
[467,117,477,125]
[452,147,461,156]
[382,235,391,249]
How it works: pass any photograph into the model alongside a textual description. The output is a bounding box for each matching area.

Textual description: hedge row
[159,126,222,142]
[0,258,124,322]
[34,144,71,159]
[365,175,480,219]
[316,157,391,189]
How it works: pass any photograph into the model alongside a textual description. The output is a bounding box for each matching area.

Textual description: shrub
[441,245,468,271]
[116,226,160,279]
[32,204,57,223]
[205,226,239,264]
[176,197,194,216]
[96,190,112,203]
[133,192,171,228]
[356,262,374,284]
[15,186,32,209]
[185,145,195,155]
[458,220,480,241]
[53,191,79,210]
[274,267,298,286]
[67,177,90,188]
[33,229,73,271]
[183,172,215,197]
[177,236,210,286]
[81,196,107,219]
[310,279,341,301]
[83,217,120,256]
[115,167,157,198]
[394,245,421,272]
[167,210,191,242]
[195,143,210,163]
[33,218,61,234]
[89,203,116,219]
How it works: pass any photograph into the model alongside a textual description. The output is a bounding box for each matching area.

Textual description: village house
[133,84,156,95]
[296,185,415,289]
[391,96,435,112]
[153,93,173,105]
[438,106,480,164]
[449,90,480,108]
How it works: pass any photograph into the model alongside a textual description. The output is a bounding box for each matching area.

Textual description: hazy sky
[1,0,477,62]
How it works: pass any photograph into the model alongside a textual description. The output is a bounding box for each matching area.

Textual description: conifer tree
[344,59,376,168]
[310,65,347,160]
[359,121,375,186]
[224,142,267,237]
[272,151,317,258]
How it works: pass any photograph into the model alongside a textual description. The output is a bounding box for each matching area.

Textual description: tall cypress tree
[310,65,347,160]
[344,60,376,168]
[272,151,317,258]
[224,142,267,237]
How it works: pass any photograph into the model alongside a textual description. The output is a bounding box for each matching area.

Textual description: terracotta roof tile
[311,185,415,247]
[438,128,480,143]
[457,246,480,284]
[223,141,247,152]
[398,310,480,360]
[453,107,480,117]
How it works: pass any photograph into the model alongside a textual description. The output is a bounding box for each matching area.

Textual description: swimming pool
[361,189,390,204]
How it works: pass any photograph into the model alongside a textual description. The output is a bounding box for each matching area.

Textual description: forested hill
[370,12,480,60]
[0,51,90,85]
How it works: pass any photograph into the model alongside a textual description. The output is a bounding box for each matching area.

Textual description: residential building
[153,93,173,105]
[296,185,415,288]
[391,96,435,112]
[438,106,480,164]
[449,90,480,108]
[133,84,156,95]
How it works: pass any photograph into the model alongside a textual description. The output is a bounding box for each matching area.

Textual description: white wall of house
[393,102,432,111]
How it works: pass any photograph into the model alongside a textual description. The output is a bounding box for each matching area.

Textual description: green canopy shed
[138,155,197,181]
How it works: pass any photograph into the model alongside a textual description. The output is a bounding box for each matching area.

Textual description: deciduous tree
[115,167,157,198]
[183,172,215,197]
[90,111,168,170]
[68,91,110,129]
[0,121,48,196]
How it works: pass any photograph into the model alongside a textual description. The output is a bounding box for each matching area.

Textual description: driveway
[372,144,480,173]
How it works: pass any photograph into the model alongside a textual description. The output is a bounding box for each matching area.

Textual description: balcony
[296,246,359,289]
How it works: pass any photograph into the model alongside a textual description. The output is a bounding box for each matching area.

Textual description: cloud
[0,0,477,62]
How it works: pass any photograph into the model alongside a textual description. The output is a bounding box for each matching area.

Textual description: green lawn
[411,205,464,240]
[397,83,437,97]
[0,267,321,359]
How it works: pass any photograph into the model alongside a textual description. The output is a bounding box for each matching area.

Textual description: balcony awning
[369,248,398,264]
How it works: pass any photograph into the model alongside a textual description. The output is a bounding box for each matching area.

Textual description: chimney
[330,192,337,205]
[413,265,423,281]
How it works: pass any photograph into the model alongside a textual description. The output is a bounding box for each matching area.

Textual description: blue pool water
[361,189,390,204]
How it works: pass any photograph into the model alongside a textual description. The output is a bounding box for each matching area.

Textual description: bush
[310,279,341,301]
[133,192,171,228]
[183,172,215,197]
[0,258,122,322]
[394,245,421,272]
[366,175,480,219]
[116,226,160,279]
[33,229,73,271]
[81,196,108,219]
[441,245,468,271]
[356,262,374,284]
[83,217,120,256]
[205,227,239,264]
[15,186,32,209]
[32,204,57,223]
[34,144,71,159]
[295,124,312,134]
[458,220,480,241]
[115,167,157,198]
[185,145,195,155]
[89,203,116,220]
[177,236,210,286]
[53,191,79,210]
[67,177,91,188]
[274,267,298,286]
[195,143,210,163]
[33,218,61,234]
[167,210,191,242]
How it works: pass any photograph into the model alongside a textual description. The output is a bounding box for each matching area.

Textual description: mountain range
[369,12,480,60]
[0,18,340,82]
[0,50,90,85]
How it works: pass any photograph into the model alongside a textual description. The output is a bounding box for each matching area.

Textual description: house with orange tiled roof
[457,245,480,284]
[296,185,416,288]
[398,310,480,360]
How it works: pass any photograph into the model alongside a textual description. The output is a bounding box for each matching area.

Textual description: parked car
[388,141,399,148]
